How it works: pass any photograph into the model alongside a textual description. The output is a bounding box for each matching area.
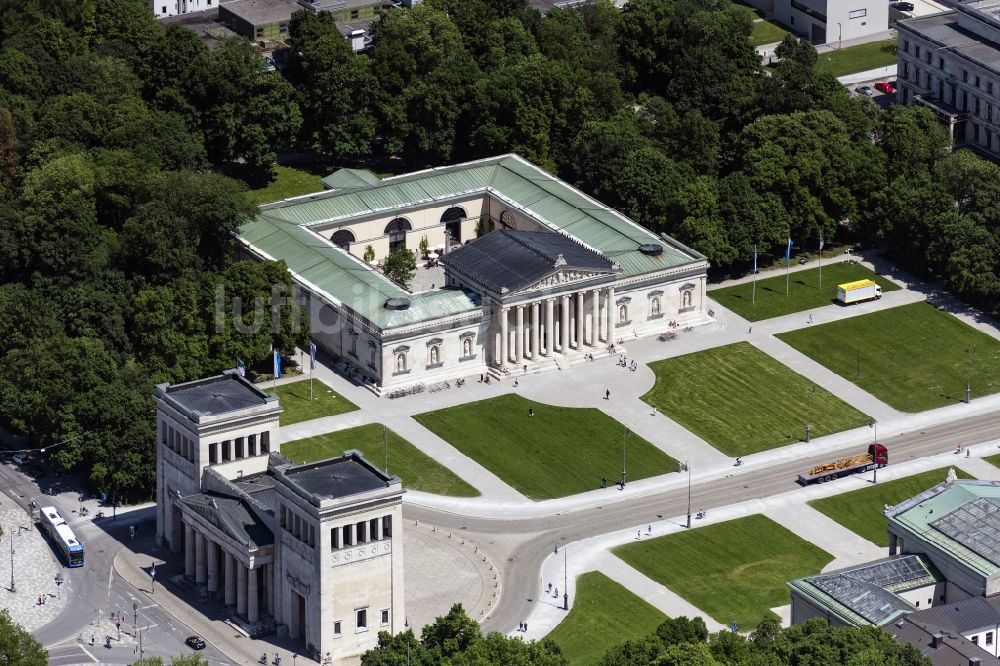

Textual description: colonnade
[184,522,273,623]
[496,286,615,367]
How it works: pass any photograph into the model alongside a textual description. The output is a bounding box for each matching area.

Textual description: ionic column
[224,551,235,606]
[515,305,524,362]
[499,307,509,367]
[531,302,540,360]
[195,531,206,585]
[248,567,259,623]
[559,295,570,352]
[184,524,195,578]
[206,540,218,593]
[575,292,584,349]
[266,563,275,615]
[606,286,616,342]
[590,289,599,345]
[545,299,554,356]
[237,563,247,616]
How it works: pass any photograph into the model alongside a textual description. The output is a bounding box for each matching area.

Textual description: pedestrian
[548,582,552,592]
[524,364,528,374]
[480,374,483,382]
[967,447,972,458]
[808,314,813,324]
[554,587,558,598]
[90,635,94,646]
[528,408,534,417]
[748,326,752,335]
[647,524,652,535]
[514,378,518,387]
[524,622,528,631]
[957,443,962,454]
[637,530,641,540]
[651,406,657,416]
[605,389,610,400]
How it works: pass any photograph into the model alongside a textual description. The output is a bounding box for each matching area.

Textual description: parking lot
[850,81,898,110]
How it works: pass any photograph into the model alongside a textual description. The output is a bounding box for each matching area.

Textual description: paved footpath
[524,448,985,642]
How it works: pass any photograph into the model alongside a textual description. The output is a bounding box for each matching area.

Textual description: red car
[874,81,896,94]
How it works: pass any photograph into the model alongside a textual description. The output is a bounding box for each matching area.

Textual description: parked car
[891,2,915,11]
[185,636,206,650]
[12,453,27,465]
[874,81,896,93]
[854,85,876,97]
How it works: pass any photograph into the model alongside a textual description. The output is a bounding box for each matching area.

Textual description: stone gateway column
[545,299,555,357]
[559,295,570,353]
[591,289,599,346]
[575,292,584,349]
[224,551,235,606]
[515,305,524,362]
[184,524,195,578]
[195,531,206,585]
[531,302,540,360]
[499,307,509,367]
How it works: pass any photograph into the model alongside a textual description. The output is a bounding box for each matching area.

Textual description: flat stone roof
[899,10,1000,73]
[275,451,398,503]
[220,0,297,25]
[156,372,278,421]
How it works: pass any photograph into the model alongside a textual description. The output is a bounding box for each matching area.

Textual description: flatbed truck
[798,444,888,484]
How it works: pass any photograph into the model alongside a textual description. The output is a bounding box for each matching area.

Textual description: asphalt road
[0,461,233,665]
[405,407,1000,633]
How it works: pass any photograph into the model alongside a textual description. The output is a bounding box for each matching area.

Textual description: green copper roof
[239,214,480,331]
[888,480,1000,577]
[255,154,705,279]
[241,154,705,332]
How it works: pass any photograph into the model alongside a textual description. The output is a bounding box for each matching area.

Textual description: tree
[382,248,417,289]
[0,609,47,665]
[363,245,375,263]
[0,108,19,191]
[419,235,430,257]
[421,603,483,658]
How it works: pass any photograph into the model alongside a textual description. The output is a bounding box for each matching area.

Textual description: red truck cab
[870,443,888,466]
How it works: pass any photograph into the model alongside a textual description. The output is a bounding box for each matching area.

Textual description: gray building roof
[932,497,1000,568]
[441,229,617,296]
[907,596,1000,635]
[898,9,1000,74]
[220,0,297,25]
[179,492,274,549]
[886,614,1000,666]
[274,451,397,503]
[790,555,942,626]
[155,372,278,422]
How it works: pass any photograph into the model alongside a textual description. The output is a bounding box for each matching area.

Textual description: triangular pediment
[512,267,615,294]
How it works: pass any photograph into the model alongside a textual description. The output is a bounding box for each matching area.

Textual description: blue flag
[785,238,793,262]
[731,618,738,633]
[309,342,317,371]
[150,564,156,579]
[236,357,245,377]
[819,232,824,251]
[273,350,281,379]
[753,245,758,274]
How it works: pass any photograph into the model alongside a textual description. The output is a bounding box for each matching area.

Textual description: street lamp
[620,427,629,488]
[9,531,14,593]
[838,22,842,50]
[680,462,692,528]
[870,419,878,484]
[966,345,976,404]
[563,545,568,611]
[806,386,816,443]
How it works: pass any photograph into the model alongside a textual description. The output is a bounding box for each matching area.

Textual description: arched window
[331,229,355,251]
[441,207,466,245]
[385,218,411,252]
[369,348,377,369]
[619,304,628,324]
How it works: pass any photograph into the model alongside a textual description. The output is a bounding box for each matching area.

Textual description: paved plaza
[0,502,67,633]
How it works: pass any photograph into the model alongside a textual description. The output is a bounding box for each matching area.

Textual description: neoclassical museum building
[238,154,710,393]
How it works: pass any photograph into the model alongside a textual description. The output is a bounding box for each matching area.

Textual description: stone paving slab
[0,505,67,633]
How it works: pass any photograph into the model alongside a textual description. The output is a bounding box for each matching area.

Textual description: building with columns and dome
[237,154,710,393]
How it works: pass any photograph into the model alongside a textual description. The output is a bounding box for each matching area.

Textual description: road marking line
[79,645,99,663]
[141,604,157,609]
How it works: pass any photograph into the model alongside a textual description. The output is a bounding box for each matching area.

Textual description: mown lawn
[613,514,833,630]
[808,466,975,546]
[547,572,667,665]
[246,165,328,205]
[816,38,898,78]
[751,20,790,47]
[271,380,358,426]
[709,262,899,322]
[281,424,479,497]
[643,342,870,456]
[777,302,1000,413]
[986,453,1000,469]
[413,394,678,500]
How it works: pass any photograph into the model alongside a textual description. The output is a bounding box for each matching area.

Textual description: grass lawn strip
[643,342,870,456]
[986,453,1000,469]
[708,262,900,322]
[547,572,666,665]
[808,466,975,546]
[777,301,1000,413]
[816,38,898,78]
[750,20,790,47]
[614,514,832,630]
[271,379,359,426]
[281,424,479,497]
[247,165,328,204]
[413,394,677,500]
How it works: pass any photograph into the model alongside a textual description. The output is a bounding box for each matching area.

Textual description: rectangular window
[334,621,342,636]
[162,5,166,12]
[256,28,264,37]
[261,431,270,454]
[235,437,244,459]
[976,75,981,88]
[331,527,341,550]
[915,45,921,58]
[990,82,995,94]
[973,635,979,645]
[222,440,231,461]
[370,517,380,540]
[987,632,994,645]
[380,609,390,626]
[915,600,920,608]
[382,515,393,538]
[848,9,866,19]
[904,39,910,53]
[356,608,368,631]
[356,520,367,543]
[963,69,969,82]
[926,73,931,88]
[209,443,218,464]
[903,62,910,79]
[279,24,288,33]
[350,9,359,18]
[926,52,931,65]
[974,123,980,142]
[343,524,353,547]
[248,434,256,456]
[976,98,981,115]
[939,57,944,69]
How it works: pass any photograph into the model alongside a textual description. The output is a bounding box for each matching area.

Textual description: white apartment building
[743,0,887,45]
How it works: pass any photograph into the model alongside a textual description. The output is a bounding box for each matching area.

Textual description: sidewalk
[524,448,979,641]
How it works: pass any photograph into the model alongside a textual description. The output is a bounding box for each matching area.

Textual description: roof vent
[639,243,664,256]
[384,298,411,311]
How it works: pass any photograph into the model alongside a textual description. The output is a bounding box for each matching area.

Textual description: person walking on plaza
[605,389,610,400]
[651,406,657,416]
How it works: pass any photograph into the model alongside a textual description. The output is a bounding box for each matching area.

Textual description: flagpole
[752,245,757,304]
[786,255,790,297]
